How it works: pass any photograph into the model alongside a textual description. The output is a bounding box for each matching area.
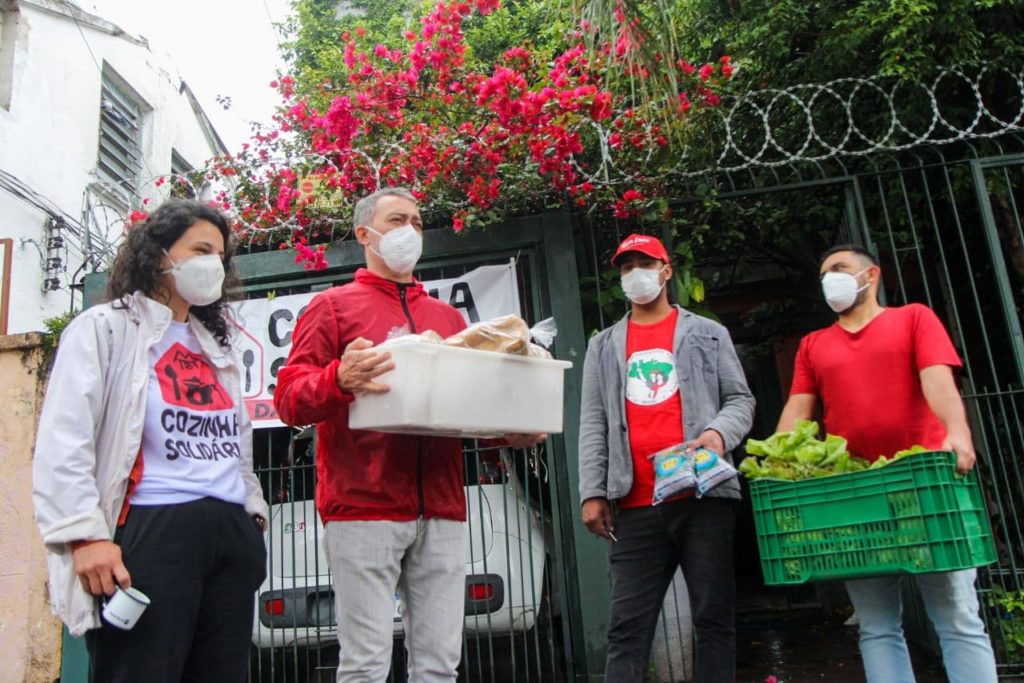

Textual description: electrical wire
[65,1,102,73]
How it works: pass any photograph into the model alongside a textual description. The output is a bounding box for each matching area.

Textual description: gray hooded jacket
[578,306,755,503]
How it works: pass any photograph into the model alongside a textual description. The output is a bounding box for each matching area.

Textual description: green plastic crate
[749,451,996,585]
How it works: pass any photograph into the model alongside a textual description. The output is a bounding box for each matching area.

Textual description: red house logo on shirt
[155,343,232,411]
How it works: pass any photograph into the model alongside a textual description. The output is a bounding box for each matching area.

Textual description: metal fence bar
[970,161,1024,385]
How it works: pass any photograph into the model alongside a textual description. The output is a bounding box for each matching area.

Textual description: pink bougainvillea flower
[127,210,149,227]
[197,0,731,255]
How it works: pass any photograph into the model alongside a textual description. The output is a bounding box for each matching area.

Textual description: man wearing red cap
[578,233,755,683]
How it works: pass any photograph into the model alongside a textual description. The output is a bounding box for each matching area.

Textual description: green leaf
[674,273,689,305]
[690,278,705,303]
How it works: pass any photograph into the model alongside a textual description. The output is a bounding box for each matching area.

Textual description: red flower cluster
[293,239,329,271]
[205,0,734,247]
[612,188,645,218]
[126,210,149,229]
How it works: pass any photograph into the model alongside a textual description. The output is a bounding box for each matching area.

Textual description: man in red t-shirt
[578,234,755,683]
[777,244,996,683]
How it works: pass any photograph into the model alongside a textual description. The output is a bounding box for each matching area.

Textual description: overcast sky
[84,0,294,153]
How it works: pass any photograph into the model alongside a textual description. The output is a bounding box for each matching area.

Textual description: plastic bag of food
[650,443,697,505]
[442,314,561,357]
[444,314,546,356]
[693,447,738,497]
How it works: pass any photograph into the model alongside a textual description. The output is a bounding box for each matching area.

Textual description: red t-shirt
[790,304,962,461]
[619,309,685,508]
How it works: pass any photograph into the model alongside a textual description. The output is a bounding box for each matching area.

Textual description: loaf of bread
[444,314,530,355]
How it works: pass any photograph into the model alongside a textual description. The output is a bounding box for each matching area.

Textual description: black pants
[605,497,737,683]
[86,497,267,683]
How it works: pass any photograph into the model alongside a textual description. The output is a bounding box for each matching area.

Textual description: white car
[251,433,550,653]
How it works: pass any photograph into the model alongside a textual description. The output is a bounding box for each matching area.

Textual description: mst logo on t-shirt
[625,348,679,406]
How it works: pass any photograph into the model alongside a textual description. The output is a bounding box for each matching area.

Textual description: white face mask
[365,224,423,274]
[621,265,666,305]
[162,251,225,307]
[821,267,870,313]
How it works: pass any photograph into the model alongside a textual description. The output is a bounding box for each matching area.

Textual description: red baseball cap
[611,233,670,266]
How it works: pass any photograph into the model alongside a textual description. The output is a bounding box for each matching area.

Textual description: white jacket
[32,292,269,636]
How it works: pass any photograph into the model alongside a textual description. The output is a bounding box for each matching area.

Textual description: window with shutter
[97,76,142,200]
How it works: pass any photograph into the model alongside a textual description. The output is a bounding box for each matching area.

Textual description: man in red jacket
[275,187,540,682]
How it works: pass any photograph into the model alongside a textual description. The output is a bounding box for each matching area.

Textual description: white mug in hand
[102,586,150,630]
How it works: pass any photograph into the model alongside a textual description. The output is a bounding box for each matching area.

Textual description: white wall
[0,0,225,333]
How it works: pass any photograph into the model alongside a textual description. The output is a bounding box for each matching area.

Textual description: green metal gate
[663,141,1024,677]
[855,152,1024,677]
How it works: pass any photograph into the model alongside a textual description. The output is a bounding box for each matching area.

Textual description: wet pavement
[735,607,947,683]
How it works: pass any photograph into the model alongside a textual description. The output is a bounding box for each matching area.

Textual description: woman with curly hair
[32,199,268,682]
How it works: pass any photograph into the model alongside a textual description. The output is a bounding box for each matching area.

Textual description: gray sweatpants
[323,518,467,683]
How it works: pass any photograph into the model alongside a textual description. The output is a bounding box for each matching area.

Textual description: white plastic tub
[347,344,572,437]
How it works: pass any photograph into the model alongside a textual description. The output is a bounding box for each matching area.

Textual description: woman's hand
[72,540,131,596]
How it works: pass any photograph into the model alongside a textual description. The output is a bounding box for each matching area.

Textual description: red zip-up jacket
[274,268,468,522]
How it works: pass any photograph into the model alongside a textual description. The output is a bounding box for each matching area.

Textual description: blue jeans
[845,569,997,683]
[605,497,737,683]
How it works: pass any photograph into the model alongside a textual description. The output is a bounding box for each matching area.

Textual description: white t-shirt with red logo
[131,321,246,506]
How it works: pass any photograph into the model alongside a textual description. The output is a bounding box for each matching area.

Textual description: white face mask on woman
[821,267,870,313]
[621,265,666,305]
[162,252,225,307]
[365,224,423,274]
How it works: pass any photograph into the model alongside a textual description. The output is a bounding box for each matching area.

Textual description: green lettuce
[741,421,923,481]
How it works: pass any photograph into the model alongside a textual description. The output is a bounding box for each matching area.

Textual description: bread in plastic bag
[443,314,531,355]
[651,443,697,505]
[442,314,560,357]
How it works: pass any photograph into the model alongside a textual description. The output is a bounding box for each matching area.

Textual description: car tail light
[468,582,495,601]
[264,598,285,616]
[477,451,505,485]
